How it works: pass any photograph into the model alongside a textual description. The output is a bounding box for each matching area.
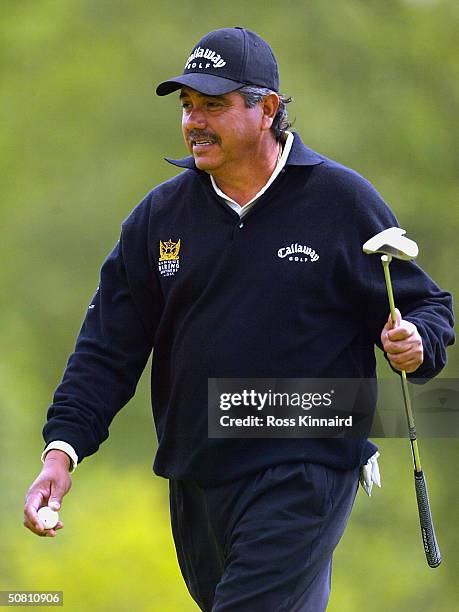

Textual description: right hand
[23,450,72,537]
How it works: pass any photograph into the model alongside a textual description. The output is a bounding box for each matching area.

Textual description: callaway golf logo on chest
[158,239,181,277]
[277,243,320,263]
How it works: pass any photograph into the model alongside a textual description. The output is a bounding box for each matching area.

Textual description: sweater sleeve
[347,174,455,380]
[42,196,163,462]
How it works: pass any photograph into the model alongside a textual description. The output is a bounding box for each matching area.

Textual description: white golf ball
[38,506,59,529]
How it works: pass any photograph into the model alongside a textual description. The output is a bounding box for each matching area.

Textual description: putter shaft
[381,255,422,472]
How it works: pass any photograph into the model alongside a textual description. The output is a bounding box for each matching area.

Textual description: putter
[363,227,441,568]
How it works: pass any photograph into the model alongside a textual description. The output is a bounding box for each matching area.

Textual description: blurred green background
[1,0,458,610]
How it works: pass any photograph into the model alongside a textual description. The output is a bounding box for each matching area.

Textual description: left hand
[381,308,424,373]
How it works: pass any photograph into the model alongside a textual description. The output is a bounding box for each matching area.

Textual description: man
[24,27,454,611]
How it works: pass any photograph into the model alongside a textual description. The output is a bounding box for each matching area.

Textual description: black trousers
[169,462,360,611]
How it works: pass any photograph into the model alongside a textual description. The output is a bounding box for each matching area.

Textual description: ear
[261,93,280,131]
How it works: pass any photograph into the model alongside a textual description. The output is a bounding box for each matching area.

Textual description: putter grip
[414,470,441,568]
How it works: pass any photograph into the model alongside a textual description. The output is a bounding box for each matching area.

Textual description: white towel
[359,451,381,497]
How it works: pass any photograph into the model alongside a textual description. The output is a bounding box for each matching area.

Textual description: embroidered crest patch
[158,239,181,277]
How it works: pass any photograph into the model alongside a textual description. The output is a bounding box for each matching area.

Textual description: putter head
[362,227,418,261]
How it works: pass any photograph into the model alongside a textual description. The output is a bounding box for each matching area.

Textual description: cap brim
[156,73,245,96]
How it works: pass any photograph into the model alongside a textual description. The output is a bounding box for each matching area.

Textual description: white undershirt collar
[210,131,294,218]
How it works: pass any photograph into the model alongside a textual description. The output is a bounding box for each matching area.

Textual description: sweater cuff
[41,441,78,473]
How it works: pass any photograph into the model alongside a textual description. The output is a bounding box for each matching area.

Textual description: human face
[180,86,265,176]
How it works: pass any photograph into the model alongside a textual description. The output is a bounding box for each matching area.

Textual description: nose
[183,107,207,130]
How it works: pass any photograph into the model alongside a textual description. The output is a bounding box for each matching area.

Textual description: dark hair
[237,86,293,141]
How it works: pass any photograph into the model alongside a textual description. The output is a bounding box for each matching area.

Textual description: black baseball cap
[156,27,279,96]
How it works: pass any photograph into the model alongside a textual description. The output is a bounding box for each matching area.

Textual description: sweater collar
[164,132,324,170]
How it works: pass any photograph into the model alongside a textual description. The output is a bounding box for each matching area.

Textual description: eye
[207,101,223,110]
[181,102,192,111]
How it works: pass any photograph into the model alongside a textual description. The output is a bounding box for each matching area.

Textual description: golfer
[24,27,454,611]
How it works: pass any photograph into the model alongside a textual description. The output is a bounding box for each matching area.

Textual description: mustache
[188,130,220,144]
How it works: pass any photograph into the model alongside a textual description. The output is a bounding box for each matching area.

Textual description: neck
[209,137,281,206]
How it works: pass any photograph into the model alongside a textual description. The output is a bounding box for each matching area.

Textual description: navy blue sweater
[43,133,455,485]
